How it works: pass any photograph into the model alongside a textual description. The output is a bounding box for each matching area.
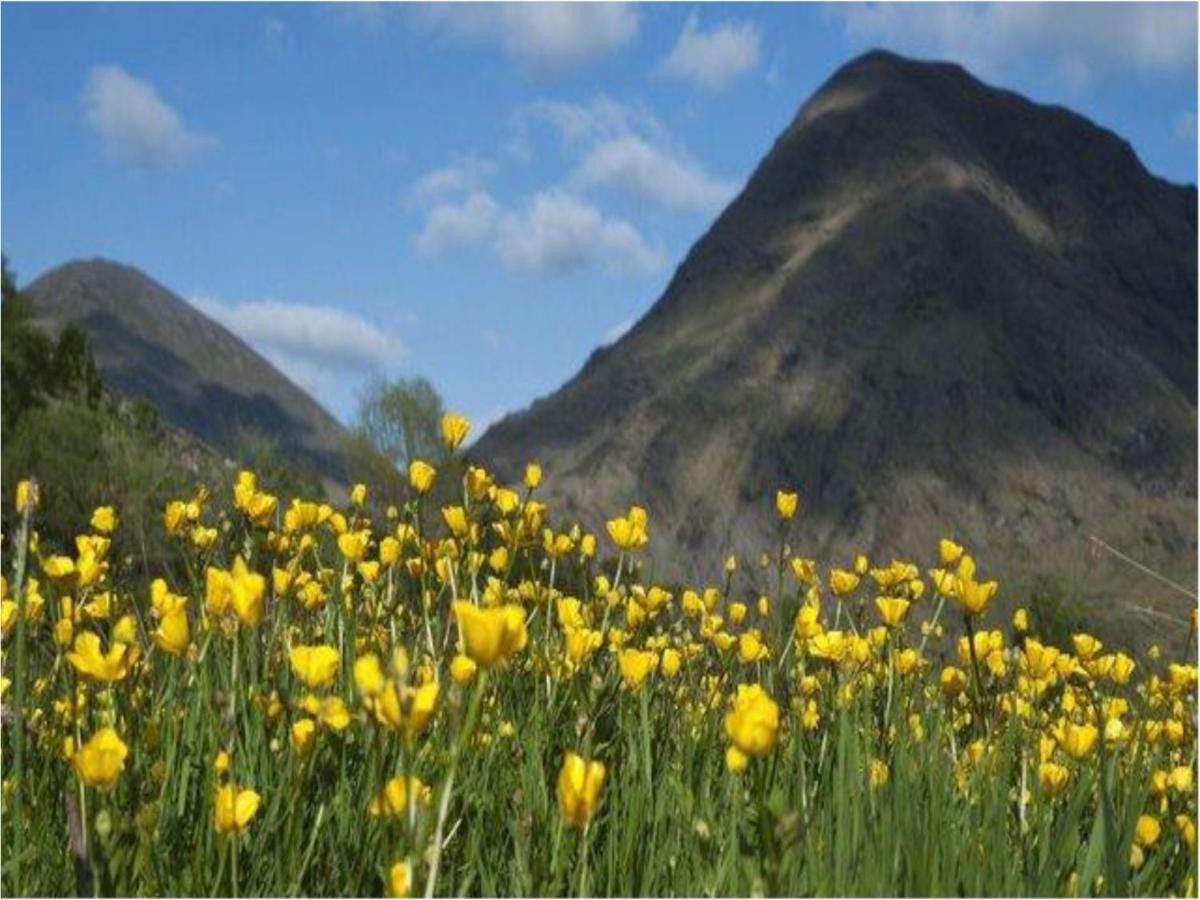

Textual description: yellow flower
[660,647,682,678]
[442,506,469,538]
[68,632,135,682]
[724,683,779,759]
[524,462,542,489]
[337,530,370,562]
[15,479,39,512]
[90,506,117,534]
[557,752,605,828]
[1012,607,1029,632]
[301,694,352,731]
[214,785,262,833]
[152,605,190,656]
[1071,633,1102,661]
[206,557,266,628]
[290,644,340,689]
[738,631,768,664]
[869,758,889,789]
[775,490,798,521]
[606,506,648,552]
[450,653,477,685]
[1134,814,1161,848]
[453,601,527,669]
[564,627,603,667]
[350,483,367,506]
[370,776,431,818]
[617,648,658,690]
[354,654,386,697]
[940,666,968,698]
[408,459,436,494]
[389,861,411,898]
[291,718,317,755]
[1055,722,1099,761]
[1039,762,1070,795]
[1168,766,1194,794]
[808,630,848,664]
[440,412,471,450]
[939,538,964,565]
[829,569,860,596]
[956,577,998,618]
[377,681,440,737]
[72,727,128,789]
[875,596,911,627]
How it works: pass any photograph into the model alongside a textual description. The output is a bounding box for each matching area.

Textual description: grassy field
[1,416,1196,897]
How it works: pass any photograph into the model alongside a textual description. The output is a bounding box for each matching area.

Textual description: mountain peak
[474,53,1196,645]
[24,258,351,478]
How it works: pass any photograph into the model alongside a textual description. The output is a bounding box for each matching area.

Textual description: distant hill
[25,258,350,478]
[475,50,1198,644]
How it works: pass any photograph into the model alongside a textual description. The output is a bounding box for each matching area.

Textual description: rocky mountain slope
[475,50,1198,642]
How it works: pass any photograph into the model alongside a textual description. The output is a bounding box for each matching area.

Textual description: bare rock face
[475,51,1197,643]
[25,258,350,478]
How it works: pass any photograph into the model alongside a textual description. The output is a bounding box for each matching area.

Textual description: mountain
[24,258,350,478]
[474,50,1197,642]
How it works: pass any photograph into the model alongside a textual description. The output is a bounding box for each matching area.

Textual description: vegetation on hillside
[0,257,324,572]
[1,409,1195,897]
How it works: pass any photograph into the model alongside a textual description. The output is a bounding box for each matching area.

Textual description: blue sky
[3,3,1196,435]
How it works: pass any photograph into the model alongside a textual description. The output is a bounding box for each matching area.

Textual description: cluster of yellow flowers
[2,415,1197,896]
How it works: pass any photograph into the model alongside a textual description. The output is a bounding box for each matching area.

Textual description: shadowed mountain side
[474,51,1197,647]
[25,258,351,478]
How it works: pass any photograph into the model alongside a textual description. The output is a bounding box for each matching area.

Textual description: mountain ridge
[24,257,350,479]
[474,50,1197,643]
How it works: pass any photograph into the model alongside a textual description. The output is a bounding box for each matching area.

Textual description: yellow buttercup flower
[389,861,411,898]
[349,483,367,506]
[206,557,267,628]
[617,648,658,690]
[90,506,117,534]
[441,412,471,450]
[606,506,648,552]
[337,530,370,562]
[939,538,964,565]
[408,460,436,494]
[290,644,340,689]
[72,726,128,789]
[1055,722,1099,760]
[775,490,798,521]
[875,596,911,627]
[449,653,477,685]
[956,576,998,618]
[214,785,262,833]
[442,506,469,538]
[829,569,860,596]
[1039,762,1070,795]
[453,601,527,669]
[15,479,38,512]
[376,681,440,738]
[370,776,431,818]
[68,632,135,682]
[724,683,779,762]
[557,752,605,827]
[524,462,542,489]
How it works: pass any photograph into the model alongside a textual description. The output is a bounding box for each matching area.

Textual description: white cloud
[190,296,401,396]
[574,134,736,214]
[414,3,638,71]
[660,14,761,91]
[834,3,1196,84]
[83,66,219,169]
[414,190,500,256]
[410,155,495,203]
[508,95,737,214]
[495,189,663,277]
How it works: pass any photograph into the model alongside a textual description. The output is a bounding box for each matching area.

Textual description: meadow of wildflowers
[1,412,1196,897]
